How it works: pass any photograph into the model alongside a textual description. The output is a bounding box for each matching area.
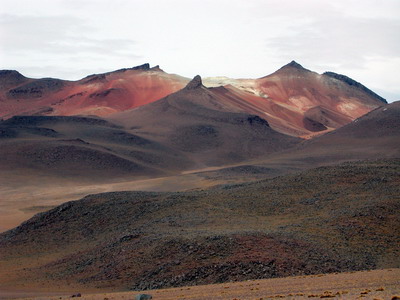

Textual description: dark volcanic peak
[0,70,28,88]
[150,65,163,72]
[114,63,151,73]
[0,70,25,78]
[286,60,304,68]
[82,63,153,81]
[129,63,151,71]
[185,75,203,90]
[282,60,307,70]
[323,72,387,103]
[274,60,311,74]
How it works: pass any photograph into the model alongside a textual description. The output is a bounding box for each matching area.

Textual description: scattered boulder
[71,293,81,297]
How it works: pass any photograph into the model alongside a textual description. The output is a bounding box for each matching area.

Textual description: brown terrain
[0,81,396,233]
[0,159,399,294]
[108,75,301,167]
[0,77,301,232]
[2,268,400,299]
[0,62,398,298]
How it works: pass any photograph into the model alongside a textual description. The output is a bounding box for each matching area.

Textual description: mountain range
[0,61,386,137]
[0,61,398,296]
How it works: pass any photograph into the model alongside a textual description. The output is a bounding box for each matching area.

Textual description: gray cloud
[264,11,400,70]
[0,0,399,101]
[0,14,141,78]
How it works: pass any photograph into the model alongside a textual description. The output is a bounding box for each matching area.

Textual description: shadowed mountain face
[289,101,400,163]
[0,62,385,138]
[0,115,193,182]
[0,160,398,291]
[0,78,301,182]
[323,71,386,103]
[108,76,301,167]
[196,101,400,186]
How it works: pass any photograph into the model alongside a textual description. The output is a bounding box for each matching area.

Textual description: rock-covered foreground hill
[0,160,399,291]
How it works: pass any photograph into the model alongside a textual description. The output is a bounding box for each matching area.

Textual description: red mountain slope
[0,64,188,118]
[204,61,386,137]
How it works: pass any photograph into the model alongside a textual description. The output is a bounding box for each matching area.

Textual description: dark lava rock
[113,64,151,74]
[303,116,327,132]
[247,115,270,127]
[70,293,81,297]
[89,88,119,98]
[135,294,152,300]
[82,64,152,81]
[1,115,116,128]
[7,78,64,99]
[81,74,107,84]
[130,63,150,71]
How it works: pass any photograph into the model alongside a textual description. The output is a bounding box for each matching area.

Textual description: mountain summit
[274,60,311,74]
[185,75,203,90]
[285,60,305,69]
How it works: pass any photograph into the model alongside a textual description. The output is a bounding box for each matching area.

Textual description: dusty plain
[1,268,399,299]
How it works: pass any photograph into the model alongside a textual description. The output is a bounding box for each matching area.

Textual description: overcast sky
[1,0,399,101]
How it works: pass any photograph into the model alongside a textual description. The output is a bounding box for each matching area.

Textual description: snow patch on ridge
[203,77,269,98]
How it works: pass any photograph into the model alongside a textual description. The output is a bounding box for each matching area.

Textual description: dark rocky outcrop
[7,78,65,99]
[185,75,203,90]
[0,70,29,89]
[135,294,152,300]
[81,74,107,84]
[130,63,151,71]
[89,88,120,98]
[81,64,152,83]
[323,72,387,103]
[112,63,151,74]
[303,117,327,132]
[1,115,116,127]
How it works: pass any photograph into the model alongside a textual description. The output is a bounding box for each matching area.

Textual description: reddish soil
[0,65,187,119]
[204,61,386,137]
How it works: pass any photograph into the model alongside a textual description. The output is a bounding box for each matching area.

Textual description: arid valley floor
[1,269,399,299]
